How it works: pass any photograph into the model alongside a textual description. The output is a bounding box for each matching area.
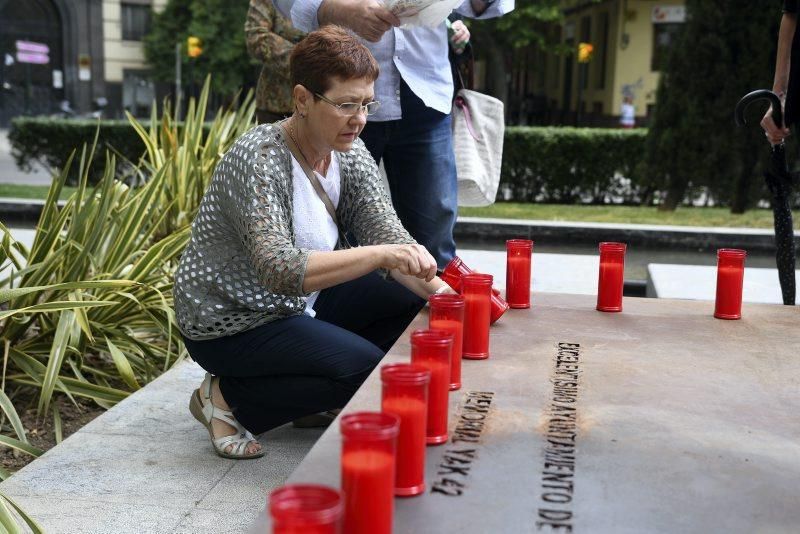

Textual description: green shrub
[500,127,648,204]
[12,119,648,203]
[9,118,146,184]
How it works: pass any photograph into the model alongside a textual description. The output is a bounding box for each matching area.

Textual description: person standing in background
[245,0,305,124]
[762,1,796,144]
[276,0,514,267]
[619,95,636,129]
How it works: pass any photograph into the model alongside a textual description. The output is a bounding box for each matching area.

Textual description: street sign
[16,52,49,65]
[15,41,49,65]
[15,41,49,54]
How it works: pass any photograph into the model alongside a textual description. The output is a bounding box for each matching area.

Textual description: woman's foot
[189,373,263,459]
[206,378,262,456]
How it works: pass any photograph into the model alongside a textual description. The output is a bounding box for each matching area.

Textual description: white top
[291,153,341,316]
[620,103,636,126]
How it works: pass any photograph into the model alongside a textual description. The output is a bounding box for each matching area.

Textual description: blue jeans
[360,80,458,267]
[183,272,424,434]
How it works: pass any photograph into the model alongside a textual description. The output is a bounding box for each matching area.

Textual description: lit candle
[269,484,342,534]
[340,413,399,534]
[441,256,509,323]
[462,274,493,359]
[410,330,453,445]
[380,364,430,497]
[596,242,626,312]
[714,249,746,319]
[429,293,465,391]
[506,239,533,308]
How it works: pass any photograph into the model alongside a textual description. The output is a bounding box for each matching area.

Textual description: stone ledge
[455,216,799,252]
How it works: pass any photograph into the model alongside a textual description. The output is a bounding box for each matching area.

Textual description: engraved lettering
[536,343,581,531]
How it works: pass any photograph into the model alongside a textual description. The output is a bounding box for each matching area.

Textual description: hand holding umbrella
[735,89,796,305]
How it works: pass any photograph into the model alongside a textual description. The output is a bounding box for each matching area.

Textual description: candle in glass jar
[596,242,626,312]
[506,239,533,308]
[340,412,399,534]
[714,249,746,319]
[380,364,430,497]
[428,293,465,391]
[410,330,452,445]
[269,484,342,534]
[441,256,509,323]
[461,274,493,359]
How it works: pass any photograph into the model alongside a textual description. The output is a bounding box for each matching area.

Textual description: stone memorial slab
[252,293,800,533]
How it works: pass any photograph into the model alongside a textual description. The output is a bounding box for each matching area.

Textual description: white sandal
[189,373,264,460]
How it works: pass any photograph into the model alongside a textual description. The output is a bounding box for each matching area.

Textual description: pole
[576,64,584,126]
[24,63,31,115]
[188,58,194,105]
[175,42,182,121]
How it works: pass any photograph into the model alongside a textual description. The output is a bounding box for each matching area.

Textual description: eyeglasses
[314,92,381,116]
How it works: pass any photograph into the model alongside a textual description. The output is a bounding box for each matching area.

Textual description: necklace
[287,118,329,174]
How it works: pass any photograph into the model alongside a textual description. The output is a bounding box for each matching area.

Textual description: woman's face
[299,76,375,153]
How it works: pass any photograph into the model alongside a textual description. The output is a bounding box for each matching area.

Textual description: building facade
[0,0,166,125]
[483,0,686,127]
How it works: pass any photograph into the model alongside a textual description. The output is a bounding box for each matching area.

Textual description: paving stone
[0,496,186,534]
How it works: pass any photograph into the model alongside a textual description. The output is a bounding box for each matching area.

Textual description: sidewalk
[0,129,52,186]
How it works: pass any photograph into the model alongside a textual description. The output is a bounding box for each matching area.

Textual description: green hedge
[9,118,147,183]
[11,119,648,201]
[500,127,648,204]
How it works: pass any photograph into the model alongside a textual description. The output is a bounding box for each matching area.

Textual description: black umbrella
[734,89,795,305]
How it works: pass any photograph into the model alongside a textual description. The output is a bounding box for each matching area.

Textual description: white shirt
[291,153,341,316]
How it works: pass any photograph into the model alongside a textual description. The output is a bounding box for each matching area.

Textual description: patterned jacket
[174,123,416,340]
[245,0,305,115]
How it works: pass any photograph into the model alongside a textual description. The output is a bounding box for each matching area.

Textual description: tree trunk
[481,33,508,117]
[730,153,757,214]
[659,176,687,211]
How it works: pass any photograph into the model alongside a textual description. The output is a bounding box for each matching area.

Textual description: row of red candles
[267,241,749,533]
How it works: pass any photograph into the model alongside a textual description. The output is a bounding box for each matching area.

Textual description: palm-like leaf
[0,85,254,529]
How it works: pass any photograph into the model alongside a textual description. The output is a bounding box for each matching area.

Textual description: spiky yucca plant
[0,83,255,530]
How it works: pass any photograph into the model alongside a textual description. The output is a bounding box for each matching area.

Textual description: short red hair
[290,25,380,96]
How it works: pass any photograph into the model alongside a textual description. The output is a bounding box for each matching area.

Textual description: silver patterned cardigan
[174,123,416,341]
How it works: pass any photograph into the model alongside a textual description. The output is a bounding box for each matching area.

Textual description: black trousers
[183,272,424,434]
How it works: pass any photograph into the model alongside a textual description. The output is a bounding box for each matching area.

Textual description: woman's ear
[293,84,311,117]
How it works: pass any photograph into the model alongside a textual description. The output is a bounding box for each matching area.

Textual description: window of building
[651,23,682,71]
[121,3,152,41]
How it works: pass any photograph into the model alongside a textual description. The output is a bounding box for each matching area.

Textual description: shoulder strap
[280,125,339,226]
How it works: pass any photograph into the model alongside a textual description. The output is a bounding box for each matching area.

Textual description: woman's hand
[761,101,791,145]
[449,20,470,54]
[380,244,438,282]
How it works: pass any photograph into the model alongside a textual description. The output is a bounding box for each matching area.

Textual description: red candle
[596,242,626,312]
[410,330,453,445]
[441,256,509,323]
[461,273,493,359]
[269,484,342,534]
[714,249,746,319]
[380,364,430,497]
[340,412,399,534]
[506,239,533,308]
[429,293,465,391]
